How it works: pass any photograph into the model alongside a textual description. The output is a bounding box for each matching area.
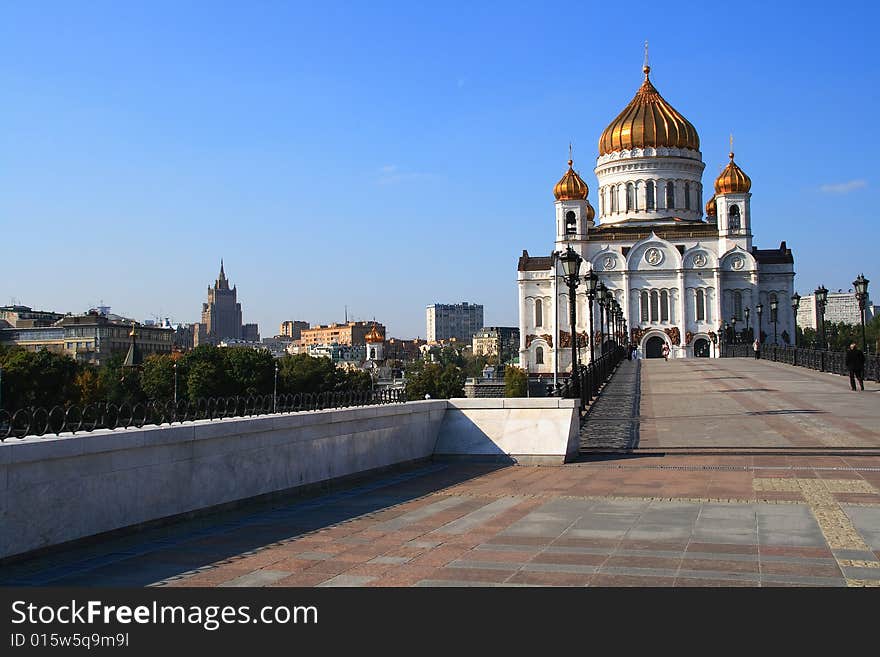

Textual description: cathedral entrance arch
[644,336,666,359]
[693,338,710,358]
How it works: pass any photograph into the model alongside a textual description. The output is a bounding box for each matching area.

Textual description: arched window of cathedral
[650,291,659,322]
[660,290,669,322]
[565,211,577,235]
[535,298,543,327]
[535,346,544,365]
[646,181,655,210]
[684,183,691,210]
[666,181,675,209]
[641,291,649,322]
[733,291,743,321]
[626,183,635,212]
[611,186,618,213]
[729,205,741,230]
[370,348,376,359]
[696,290,705,321]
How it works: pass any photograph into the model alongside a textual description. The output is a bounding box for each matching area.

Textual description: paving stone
[218,570,291,587]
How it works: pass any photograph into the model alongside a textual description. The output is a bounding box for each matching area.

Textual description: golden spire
[643,40,650,78]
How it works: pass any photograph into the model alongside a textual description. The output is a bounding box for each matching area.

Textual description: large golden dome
[714,152,751,194]
[553,160,589,200]
[599,66,700,156]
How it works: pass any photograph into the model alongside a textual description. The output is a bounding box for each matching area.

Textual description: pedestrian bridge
[2,358,879,587]
[581,358,880,453]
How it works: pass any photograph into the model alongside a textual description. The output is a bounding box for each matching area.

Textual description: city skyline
[2,2,878,338]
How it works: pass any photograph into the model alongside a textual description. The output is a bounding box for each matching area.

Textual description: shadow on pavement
[0,461,508,587]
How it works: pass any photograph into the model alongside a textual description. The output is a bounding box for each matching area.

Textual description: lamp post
[791,293,800,348]
[560,246,582,397]
[722,322,729,356]
[756,303,763,345]
[854,274,870,354]
[744,307,751,342]
[173,362,178,405]
[605,289,614,347]
[710,331,717,358]
[731,316,738,346]
[273,362,279,412]
[770,298,779,346]
[597,282,607,348]
[584,269,598,368]
[815,285,828,350]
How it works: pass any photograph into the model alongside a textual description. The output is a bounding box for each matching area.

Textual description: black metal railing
[0,388,406,441]
[722,344,880,382]
[550,345,627,412]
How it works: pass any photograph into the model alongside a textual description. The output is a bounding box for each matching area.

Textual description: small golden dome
[554,160,589,200]
[705,195,717,217]
[714,152,751,194]
[599,67,700,156]
[584,200,595,223]
[364,326,384,343]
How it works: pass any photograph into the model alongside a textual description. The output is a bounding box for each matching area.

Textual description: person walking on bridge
[661,343,670,362]
[846,342,865,391]
[753,338,761,360]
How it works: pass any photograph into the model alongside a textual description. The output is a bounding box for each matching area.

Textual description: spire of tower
[643,40,650,77]
[216,259,230,290]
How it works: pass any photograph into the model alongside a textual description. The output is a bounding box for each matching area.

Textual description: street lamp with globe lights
[596,282,607,347]
[853,274,870,354]
[791,293,801,348]
[815,285,829,350]
[584,268,598,368]
[770,297,779,346]
[560,246,583,397]
[604,289,614,348]
[756,303,764,344]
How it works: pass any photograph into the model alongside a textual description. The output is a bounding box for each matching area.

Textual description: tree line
[796,316,880,353]
[0,345,371,410]
[0,341,535,411]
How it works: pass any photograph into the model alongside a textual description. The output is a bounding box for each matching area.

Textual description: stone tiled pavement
[2,359,879,588]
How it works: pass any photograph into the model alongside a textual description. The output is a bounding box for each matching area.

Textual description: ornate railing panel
[0,389,406,441]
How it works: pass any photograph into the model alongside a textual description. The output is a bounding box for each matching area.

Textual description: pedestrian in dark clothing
[845,342,865,391]
[753,339,761,360]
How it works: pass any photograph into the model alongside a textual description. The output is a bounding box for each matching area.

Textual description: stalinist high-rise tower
[199,260,243,342]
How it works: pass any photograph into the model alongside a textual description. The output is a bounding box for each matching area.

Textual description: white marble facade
[517,68,795,371]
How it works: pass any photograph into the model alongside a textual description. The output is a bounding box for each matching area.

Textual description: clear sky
[2,1,878,339]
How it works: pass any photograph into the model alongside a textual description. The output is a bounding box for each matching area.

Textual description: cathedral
[517,61,795,373]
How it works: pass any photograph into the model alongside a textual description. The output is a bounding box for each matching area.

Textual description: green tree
[141,354,176,401]
[186,359,224,401]
[405,362,464,400]
[98,352,146,405]
[339,368,372,392]
[277,354,341,394]
[180,346,230,399]
[504,366,528,397]
[0,347,80,409]
[223,347,274,396]
[437,364,465,398]
[74,366,104,405]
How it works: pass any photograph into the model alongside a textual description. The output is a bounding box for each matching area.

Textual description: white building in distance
[796,291,875,330]
[426,302,484,343]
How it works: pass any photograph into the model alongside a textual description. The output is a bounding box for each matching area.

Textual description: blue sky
[1,1,877,339]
